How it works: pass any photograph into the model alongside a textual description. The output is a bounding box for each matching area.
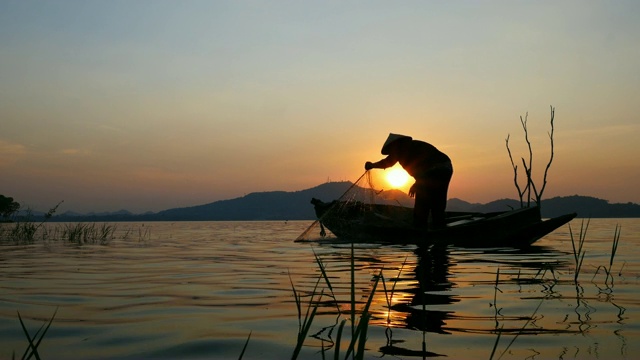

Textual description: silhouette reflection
[379,244,453,357]
[310,241,572,358]
[392,245,455,333]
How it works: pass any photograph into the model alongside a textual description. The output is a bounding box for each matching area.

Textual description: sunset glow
[1,2,639,213]
[386,167,411,189]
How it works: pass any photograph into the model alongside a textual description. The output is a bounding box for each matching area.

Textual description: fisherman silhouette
[365,133,453,230]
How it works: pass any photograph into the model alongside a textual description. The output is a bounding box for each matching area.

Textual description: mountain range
[41,181,640,222]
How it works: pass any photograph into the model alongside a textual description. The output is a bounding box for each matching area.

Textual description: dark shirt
[376,140,451,178]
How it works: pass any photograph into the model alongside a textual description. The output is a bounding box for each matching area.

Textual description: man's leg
[429,169,453,229]
[413,190,430,229]
[431,189,447,229]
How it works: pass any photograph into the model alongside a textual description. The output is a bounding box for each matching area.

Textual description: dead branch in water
[505,106,555,209]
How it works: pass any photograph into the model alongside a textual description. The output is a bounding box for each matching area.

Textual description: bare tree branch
[505,134,524,207]
[520,113,534,206]
[506,106,556,210]
[536,106,555,205]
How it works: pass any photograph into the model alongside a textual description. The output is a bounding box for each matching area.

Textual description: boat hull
[307,198,577,248]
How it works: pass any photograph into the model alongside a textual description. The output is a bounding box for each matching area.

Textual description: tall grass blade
[291,295,320,360]
[290,274,323,360]
[492,268,503,325]
[288,271,302,330]
[496,300,543,360]
[313,249,333,293]
[313,248,340,313]
[17,312,39,360]
[238,331,251,360]
[610,225,621,268]
[489,327,503,360]
[569,219,589,283]
[333,319,346,360]
[358,270,380,325]
[355,313,370,360]
[594,225,623,286]
[18,307,57,360]
[382,255,409,318]
[344,269,381,360]
[350,242,356,337]
[301,278,322,332]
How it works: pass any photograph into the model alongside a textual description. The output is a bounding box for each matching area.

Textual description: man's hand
[364,161,374,170]
[409,184,416,198]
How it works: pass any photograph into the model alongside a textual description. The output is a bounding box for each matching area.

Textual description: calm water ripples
[1,219,639,359]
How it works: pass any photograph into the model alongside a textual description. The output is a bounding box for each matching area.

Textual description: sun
[386,167,411,188]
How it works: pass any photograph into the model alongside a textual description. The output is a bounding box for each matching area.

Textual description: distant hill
[49,181,355,222]
[150,181,355,221]
[446,195,640,218]
[44,182,640,222]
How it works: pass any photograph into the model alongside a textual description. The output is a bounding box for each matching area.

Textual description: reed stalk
[313,249,340,314]
[16,307,58,360]
[334,319,346,360]
[492,300,544,360]
[61,223,117,245]
[6,203,62,244]
[489,328,503,360]
[593,225,622,287]
[492,268,503,327]
[343,270,380,360]
[290,271,322,360]
[381,255,409,325]
[238,331,251,360]
[350,243,356,338]
[289,243,383,359]
[569,219,589,283]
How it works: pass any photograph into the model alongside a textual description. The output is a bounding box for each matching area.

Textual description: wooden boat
[305,198,577,247]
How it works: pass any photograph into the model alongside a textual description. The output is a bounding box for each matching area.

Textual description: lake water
[1,218,639,359]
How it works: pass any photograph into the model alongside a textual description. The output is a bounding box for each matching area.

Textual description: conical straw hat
[381,133,412,155]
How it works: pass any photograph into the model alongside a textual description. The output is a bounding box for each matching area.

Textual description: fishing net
[295,171,415,242]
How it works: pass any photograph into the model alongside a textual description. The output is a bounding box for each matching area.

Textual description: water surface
[1,219,638,359]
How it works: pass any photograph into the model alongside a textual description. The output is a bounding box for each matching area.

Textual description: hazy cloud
[60,148,91,156]
[0,140,27,166]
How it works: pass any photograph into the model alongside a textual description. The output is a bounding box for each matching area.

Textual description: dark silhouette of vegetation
[15,308,58,360]
[506,106,555,209]
[0,195,20,220]
[1,202,62,244]
[505,106,555,207]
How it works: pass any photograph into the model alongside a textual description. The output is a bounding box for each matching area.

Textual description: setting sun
[386,167,411,188]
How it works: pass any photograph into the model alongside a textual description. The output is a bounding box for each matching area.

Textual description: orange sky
[1,2,639,213]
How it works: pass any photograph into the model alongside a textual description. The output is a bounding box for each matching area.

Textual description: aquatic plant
[61,222,117,245]
[1,213,150,246]
[14,308,57,360]
[569,219,589,283]
[120,224,151,243]
[492,268,504,324]
[593,225,622,287]
[238,331,251,360]
[380,255,409,325]
[3,202,61,244]
[289,270,322,360]
[490,299,544,360]
[313,249,340,314]
[289,243,382,360]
